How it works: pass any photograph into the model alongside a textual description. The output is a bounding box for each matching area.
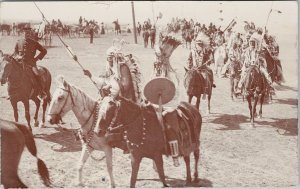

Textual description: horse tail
[16,124,52,187]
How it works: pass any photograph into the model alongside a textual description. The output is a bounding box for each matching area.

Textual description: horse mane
[124,58,142,103]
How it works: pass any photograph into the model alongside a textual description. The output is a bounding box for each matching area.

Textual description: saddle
[162,102,198,156]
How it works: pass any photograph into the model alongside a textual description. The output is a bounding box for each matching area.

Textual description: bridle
[48,84,75,119]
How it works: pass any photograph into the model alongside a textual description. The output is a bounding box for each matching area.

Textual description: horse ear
[55,75,65,86]
[184,67,189,72]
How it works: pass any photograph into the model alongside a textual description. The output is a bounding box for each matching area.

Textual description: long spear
[33,2,100,91]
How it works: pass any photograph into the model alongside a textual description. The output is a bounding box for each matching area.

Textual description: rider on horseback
[221,42,242,77]
[13,23,47,99]
[187,33,216,88]
[236,35,274,94]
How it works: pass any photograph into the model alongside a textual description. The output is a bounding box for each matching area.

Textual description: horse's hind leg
[193,148,200,182]
[196,96,201,110]
[23,100,32,131]
[104,146,116,188]
[40,98,48,128]
[32,98,41,127]
[184,155,192,185]
[10,100,19,122]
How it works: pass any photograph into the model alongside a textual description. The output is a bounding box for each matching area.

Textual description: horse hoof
[34,121,39,127]
[193,177,200,183]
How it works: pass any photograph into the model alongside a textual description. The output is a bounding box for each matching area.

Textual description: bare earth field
[0,32,298,188]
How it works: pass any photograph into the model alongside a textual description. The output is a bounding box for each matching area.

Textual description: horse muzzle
[47,114,61,125]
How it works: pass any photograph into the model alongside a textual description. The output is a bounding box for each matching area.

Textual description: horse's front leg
[33,97,41,127]
[23,100,32,131]
[130,152,142,188]
[104,146,116,188]
[258,93,264,119]
[193,148,200,182]
[76,145,91,187]
[247,95,253,123]
[196,96,201,111]
[41,98,49,128]
[10,99,18,122]
[252,96,258,126]
[153,154,168,187]
[207,92,211,115]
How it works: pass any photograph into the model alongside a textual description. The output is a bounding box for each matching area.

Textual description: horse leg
[76,145,91,186]
[252,97,258,127]
[130,153,142,188]
[32,97,40,127]
[258,93,264,119]
[104,146,116,188]
[193,148,200,182]
[184,155,192,185]
[153,154,168,187]
[196,96,201,111]
[247,96,253,124]
[230,78,234,100]
[40,98,48,128]
[207,92,211,115]
[23,100,32,131]
[10,100,19,122]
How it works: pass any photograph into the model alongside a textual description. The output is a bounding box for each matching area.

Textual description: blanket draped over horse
[95,96,202,187]
[0,55,52,129]
[1,119,51,188]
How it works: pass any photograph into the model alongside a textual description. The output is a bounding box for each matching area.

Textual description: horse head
[47,75,75,124]
[227,61,241,78]
[0,55,15,85]
[244,66,263,95]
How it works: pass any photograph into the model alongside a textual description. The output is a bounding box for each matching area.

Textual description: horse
[112,21,121,35]
[184,66,213,114]
[243,65,266,126]
[1,118,51,188]
[0,24,12,35]
[47,76,122,187]
[0,55,52,130]
[213,45,227,78]
[227,60,241,100]
[260,47,285,102]
[94,96,202,187]
[142,30,150,48]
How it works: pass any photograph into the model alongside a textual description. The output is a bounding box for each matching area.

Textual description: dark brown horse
[227,61,241,100]
[260,47,284,103]
[94,96,202,187]
[0,55,52,130]
[184,66,214,114]
[243,65,266,126]
[1,118,51,188]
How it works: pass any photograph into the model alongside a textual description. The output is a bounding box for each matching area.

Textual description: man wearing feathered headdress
[236,34,274,93]
[186,32,216,87]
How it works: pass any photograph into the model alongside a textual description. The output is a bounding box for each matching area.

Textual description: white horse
[47,75,116,188]
[213,45,227,78]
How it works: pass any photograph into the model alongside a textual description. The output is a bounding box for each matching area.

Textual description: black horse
[94,96,202,187]
[0,56,52,130]
[243,65,266,126]
[184,66,214,114]
[1,118,51,188]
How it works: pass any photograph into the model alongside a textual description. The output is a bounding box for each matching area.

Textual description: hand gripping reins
[33,2,101,92]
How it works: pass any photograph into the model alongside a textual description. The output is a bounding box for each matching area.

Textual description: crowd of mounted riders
[166,17,282,95]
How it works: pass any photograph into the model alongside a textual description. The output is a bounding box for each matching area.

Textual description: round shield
[144,77,176,105]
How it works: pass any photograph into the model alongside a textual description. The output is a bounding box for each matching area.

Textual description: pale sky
[0,1,297,30]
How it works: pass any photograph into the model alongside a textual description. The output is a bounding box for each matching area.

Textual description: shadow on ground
[137,176,212,187]
[34,127,82,152]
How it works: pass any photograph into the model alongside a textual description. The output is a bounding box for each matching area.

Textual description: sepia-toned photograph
[0,1,298,188]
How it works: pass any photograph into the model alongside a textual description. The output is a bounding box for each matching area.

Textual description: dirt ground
[0,32,298,188]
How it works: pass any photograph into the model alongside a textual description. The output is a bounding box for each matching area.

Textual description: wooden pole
[131,1,138,44]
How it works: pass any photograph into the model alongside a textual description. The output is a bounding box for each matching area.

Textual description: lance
[33,2,100,91]
[222,18,236,33]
